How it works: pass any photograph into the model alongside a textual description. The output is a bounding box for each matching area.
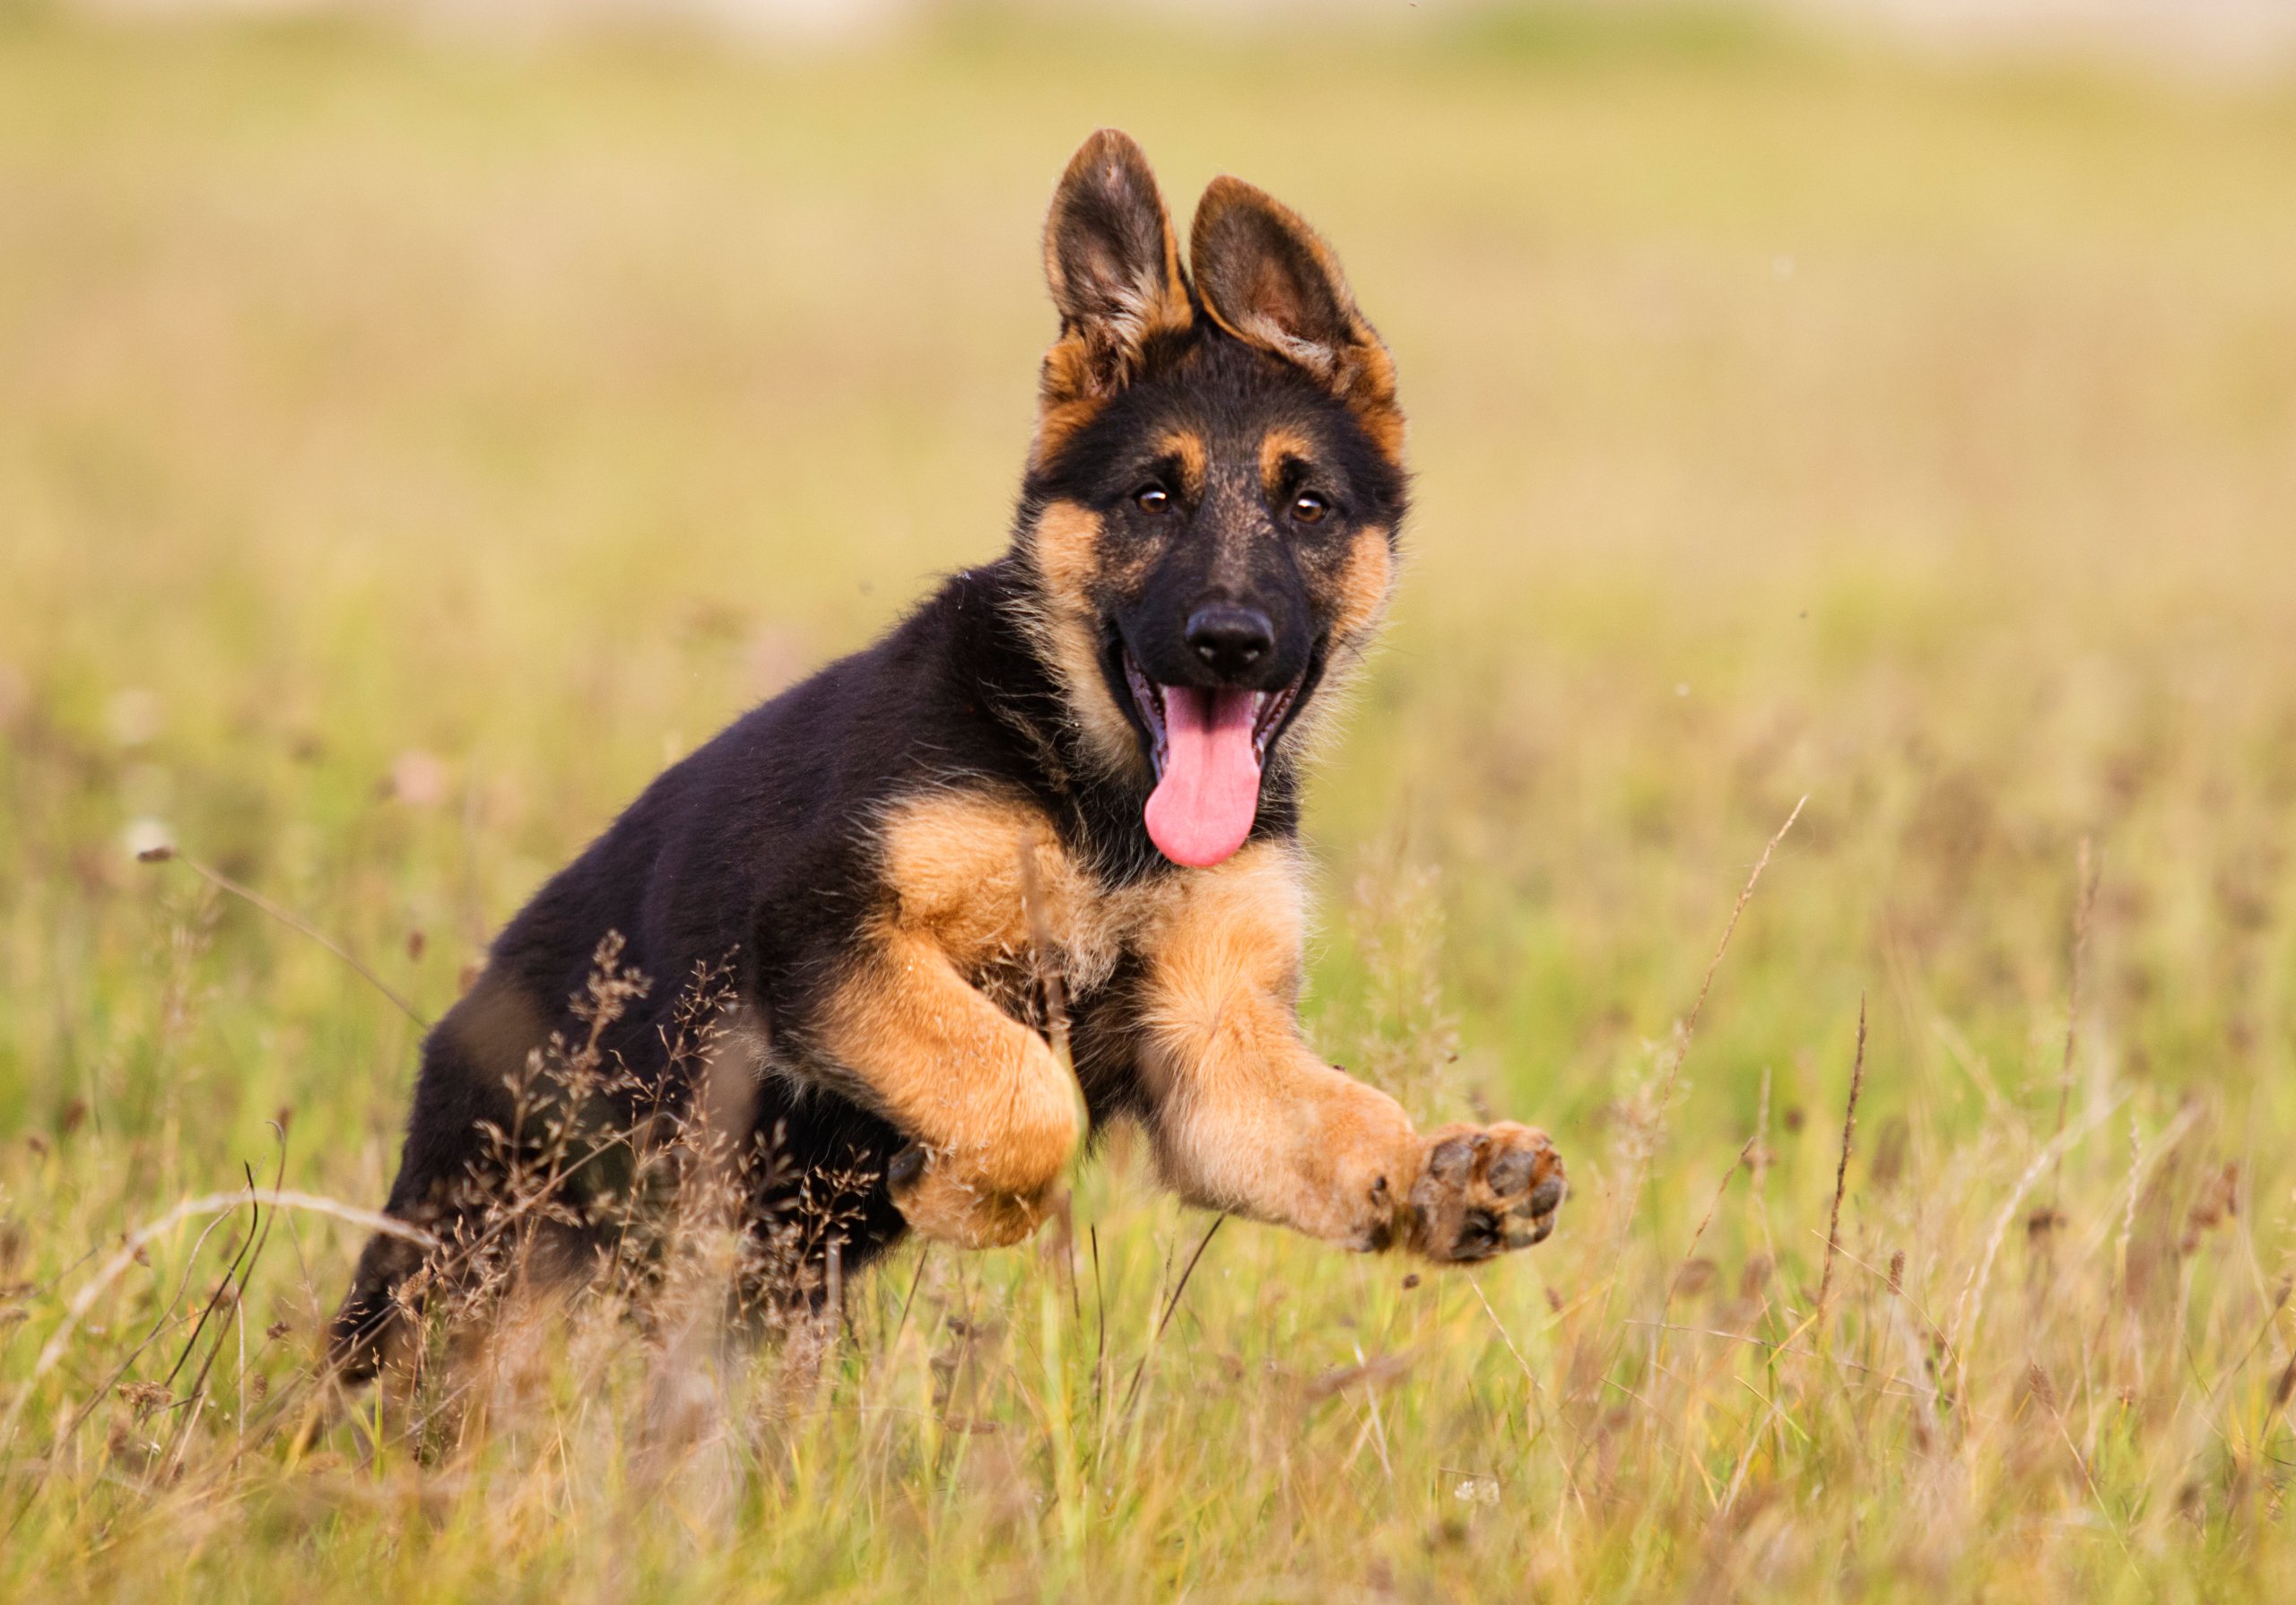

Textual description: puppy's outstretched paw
[1406,1122,1565,1262]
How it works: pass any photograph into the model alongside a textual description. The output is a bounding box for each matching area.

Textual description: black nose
[1185,603,1274,678]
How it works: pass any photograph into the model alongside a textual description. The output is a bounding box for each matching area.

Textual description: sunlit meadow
[4,5,2296,1599]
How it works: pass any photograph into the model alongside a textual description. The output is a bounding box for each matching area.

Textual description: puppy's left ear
[1189,177,1403,457]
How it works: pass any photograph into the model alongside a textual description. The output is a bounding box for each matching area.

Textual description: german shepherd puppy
[332,130,1564,1379]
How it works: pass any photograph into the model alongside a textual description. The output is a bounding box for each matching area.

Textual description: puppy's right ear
[1037,130,1192,460]
[1189,176,1402,461]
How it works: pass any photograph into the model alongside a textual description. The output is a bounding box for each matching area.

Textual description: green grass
[4,8,2296,1600]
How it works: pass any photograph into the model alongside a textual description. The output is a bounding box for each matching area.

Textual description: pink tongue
[1144,686,1262,868]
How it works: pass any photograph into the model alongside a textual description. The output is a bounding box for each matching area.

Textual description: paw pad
[1407,1122,1565,1263]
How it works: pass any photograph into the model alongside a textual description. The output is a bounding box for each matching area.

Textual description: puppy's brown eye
[1135,486,1170,513]
[1290,491,1328,525]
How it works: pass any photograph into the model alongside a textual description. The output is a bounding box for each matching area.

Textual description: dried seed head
[2027,1360,2058,1411]
[117,1381,171,1418]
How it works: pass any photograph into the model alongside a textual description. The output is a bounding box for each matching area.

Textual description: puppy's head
[1016,130,1409,869]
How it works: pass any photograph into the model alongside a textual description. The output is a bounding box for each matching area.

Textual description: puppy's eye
[1134,485,1170,513]
[1289,491,1329,525]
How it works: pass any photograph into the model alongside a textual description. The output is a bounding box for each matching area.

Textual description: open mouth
[1122,648,1301,869]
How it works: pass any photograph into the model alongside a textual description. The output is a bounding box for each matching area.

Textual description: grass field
[4,6,2296,1599]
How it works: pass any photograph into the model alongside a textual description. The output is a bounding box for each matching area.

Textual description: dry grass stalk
[1815,994,1869,1324]
[1667,1137,1759,1308]
[1655,794,1808,1122]
[1,1189,437,1450]
[2048,837,2101,1207]
[137,844,430,1028]
[1116,1214,1224,1425]
[1612,795,1806,1277]
[1951,1100,2120,1410]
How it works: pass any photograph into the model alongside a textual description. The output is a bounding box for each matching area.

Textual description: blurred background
[48,0,2296,68]
[3,0,2294,1295]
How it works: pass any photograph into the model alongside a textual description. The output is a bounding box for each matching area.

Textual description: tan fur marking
[1029,498,1106,615]
[877,790,1128,992]
[1326,525,1396,654]
[1344,342,1407,464]
[821,928,1078,1248]
[1133,841,1422,1247]
[1257,426,1317,499]
[819,789,1160,1246]
[831,795,1088,1245]
[1267,523,1396,773]
[1159,429,1209,498]
[1033,369,1109,472]
[1019,499,1152,783]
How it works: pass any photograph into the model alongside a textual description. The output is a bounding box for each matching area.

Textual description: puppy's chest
[878,792,1184,1014]
[960,873,1168,1031]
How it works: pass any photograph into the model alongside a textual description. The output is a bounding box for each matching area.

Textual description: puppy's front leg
[1137,845,1564,1260]
[817,928,1082,1249]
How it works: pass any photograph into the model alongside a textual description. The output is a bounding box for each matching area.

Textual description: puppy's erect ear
[1189,177,1403,458]
[1038,130,1192,447]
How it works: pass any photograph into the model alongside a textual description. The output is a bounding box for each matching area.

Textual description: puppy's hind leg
[328,975,543,1383]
